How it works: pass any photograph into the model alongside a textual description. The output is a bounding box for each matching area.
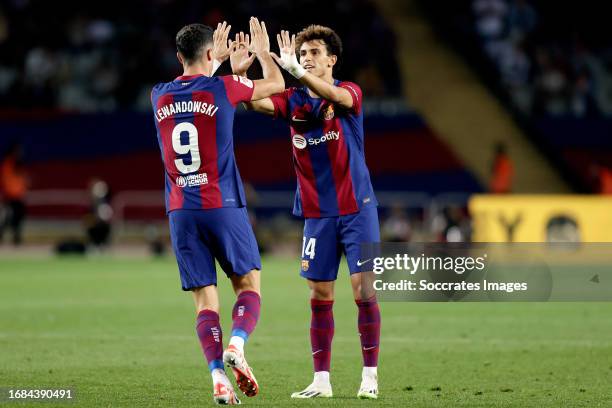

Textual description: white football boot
[291,372,333,398]
[357,367,378,399]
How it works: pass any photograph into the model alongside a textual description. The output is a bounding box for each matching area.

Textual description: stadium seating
[0,109,481,219]
[419,0,612,192]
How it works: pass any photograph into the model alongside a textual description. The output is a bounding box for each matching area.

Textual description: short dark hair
[176,23,213,64]
[295,25,343,69]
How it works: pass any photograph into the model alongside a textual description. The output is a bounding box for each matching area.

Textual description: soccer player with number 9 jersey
[151,18,284,405]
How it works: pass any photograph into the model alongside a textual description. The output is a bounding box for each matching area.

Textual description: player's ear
[206,48,213,62]
[329,54,337,68]
[177,52,184,65]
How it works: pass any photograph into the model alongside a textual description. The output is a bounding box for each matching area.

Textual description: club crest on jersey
[293,134,307,149]
[176,173,208,188]
[301,260,310,271]
[323,104,335,120]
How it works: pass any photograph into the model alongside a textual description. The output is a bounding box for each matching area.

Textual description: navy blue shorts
[300,207,380,281]
[169,208,261,291]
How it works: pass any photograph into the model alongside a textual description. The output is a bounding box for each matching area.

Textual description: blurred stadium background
[1,0,611,253]
[2,1,612,406]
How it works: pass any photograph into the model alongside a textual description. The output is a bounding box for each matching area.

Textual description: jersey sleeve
[269,88,293,120]
[221,75,255,107]
[150,84,161,113]
[150,86,158,107]
[339,81,363,114]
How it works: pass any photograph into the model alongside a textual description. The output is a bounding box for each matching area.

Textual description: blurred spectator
[0,142,28,245]
[597,166,612,195]
[473,0,508,40]
[498,40,532,112]
[433,206,471,242]
[570,69,598,117]
[469,0,612,118]
[0,0,401,111]
[355,65,386,98]
[84,179,113,249]
[489,142,514,193]
[546,216,581,243]
[0,7,7,44]
[382,204,412,242]
[145,224,166,257]
[507,0,537,43]
[532,48,571,116]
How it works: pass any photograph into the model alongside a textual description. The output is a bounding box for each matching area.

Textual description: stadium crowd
[471,0,612,117]
[0,0,401,112]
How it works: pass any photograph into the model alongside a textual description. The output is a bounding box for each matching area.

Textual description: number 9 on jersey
[172,122,201,174]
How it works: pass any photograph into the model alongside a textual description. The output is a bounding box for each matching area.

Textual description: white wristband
[288,64,306,79]
[211,59,222,75]
[276,51,306,79]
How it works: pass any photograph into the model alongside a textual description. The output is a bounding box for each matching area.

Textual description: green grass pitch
[1,256,611,407]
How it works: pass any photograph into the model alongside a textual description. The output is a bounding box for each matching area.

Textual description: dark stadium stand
[536,118,612,191]
[0,0,402,111]
[419,0,612,192]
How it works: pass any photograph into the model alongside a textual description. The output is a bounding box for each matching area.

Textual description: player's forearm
[242,100,275,115]
[299,73,346,105]
[257,51,285,92]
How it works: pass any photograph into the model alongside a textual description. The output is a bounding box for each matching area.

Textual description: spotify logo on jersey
[292,134,307,149]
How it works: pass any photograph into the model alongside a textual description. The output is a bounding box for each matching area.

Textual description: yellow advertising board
[469,195,612,242]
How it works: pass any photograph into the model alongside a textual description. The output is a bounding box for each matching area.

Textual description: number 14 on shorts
[302,237,316,259]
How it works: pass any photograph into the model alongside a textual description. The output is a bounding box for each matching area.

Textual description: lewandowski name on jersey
[155,100,220,123]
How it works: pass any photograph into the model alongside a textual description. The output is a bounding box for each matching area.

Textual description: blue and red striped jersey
[270,80,377,218]
[151,74,254,213]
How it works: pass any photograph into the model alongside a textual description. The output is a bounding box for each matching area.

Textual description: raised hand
[271,30,305,79]
[230,31,256,75]
[249,17,270,55]
[211,21,232,63]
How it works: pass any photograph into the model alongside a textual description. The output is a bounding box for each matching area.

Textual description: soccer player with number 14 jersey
[232,25,382,399]
[151,18,283,404]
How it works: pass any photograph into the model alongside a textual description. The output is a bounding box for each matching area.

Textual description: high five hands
[271,30,306,79]
[215,19,303,78]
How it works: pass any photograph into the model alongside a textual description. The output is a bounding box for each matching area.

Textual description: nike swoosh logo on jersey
[292,115,308,122]
[356,259,371,267]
